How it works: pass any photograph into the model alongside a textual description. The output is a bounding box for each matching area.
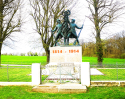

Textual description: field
[1,55,125,65]
[0,55,125,98]
[91,69,125,81]
[0,67,125,82]
[0,67,31,82]
[0,55,125,82]
[1,55,47,65]
[0,86,125,99]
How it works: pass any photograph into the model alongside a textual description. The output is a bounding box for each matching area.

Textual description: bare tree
[86,0,125,65]
[30,0,78,63]
[114,31,125,58]
[0,0,22,66]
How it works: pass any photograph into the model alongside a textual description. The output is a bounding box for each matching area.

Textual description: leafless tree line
[81,31,125,59]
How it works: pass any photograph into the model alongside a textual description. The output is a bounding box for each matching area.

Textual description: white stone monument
[48,46,82,74]
[31,46,90,87]
[46,46,90,86]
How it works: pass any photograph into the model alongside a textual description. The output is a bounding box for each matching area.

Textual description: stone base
[32,84,87,93]
[91,81,125,86]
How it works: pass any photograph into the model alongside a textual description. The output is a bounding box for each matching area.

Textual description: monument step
[32,84,87,93]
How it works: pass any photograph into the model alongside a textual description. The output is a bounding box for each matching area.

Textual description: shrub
[20,53,25,56]
[42,52,46,56]
[121,53,125,59]
[34,52,38,56]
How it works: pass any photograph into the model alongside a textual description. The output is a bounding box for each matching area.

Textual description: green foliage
[27,52,38,56]
[120,53,125,59]
[34,52,38,56]
[96,43,103,63]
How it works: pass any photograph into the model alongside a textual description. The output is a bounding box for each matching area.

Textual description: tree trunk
[94,4,103,67]
[96,36,103,67]
[45,49,50,63]
[0,43,2,67]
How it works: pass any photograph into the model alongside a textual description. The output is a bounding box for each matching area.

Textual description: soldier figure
[51,19,63,46]
[52,10,84,46]
[68,19,83,45]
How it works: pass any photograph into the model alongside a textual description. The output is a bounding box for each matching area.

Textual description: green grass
[82,56,125,65]
[0,67,31,82]
[1,55,125,82]
[0,56,125,98]
[0,67,125,82]
[91,69,125,81]
[1,55,47,65]
[0,67,48,82]
[1,55,125,65]
[0,86,125,99]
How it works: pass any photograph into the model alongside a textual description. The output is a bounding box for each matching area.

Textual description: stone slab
[50,46,82,63]
[90,68,104,75]
[32,84,87,93]
[32,85,58,93]
[0,82,32,86]
[90,81,122,86]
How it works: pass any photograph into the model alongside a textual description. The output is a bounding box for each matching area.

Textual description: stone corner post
[81,62,90,87]
[32,63,41,85]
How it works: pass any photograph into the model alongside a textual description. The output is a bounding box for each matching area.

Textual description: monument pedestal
[42,46,90,87]
[48,46,82,75]
[50,46,82,63]
[41,46,82,83]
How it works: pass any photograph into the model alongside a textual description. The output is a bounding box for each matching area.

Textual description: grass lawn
[1,55,47,65]
[0,56,125,98]
[0,67,31,82]
[82,57,125,65]
[0,86,125,99]
[0,67,125,82]
[91,69,125,81]
[1,55,125,82]
[1,55,125,65]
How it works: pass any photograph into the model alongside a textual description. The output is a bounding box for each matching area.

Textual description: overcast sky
[2,0,125,54]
